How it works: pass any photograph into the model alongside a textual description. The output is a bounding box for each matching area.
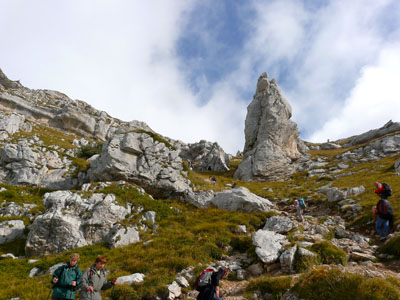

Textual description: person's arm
[72,268,82,291]
[51,266,62,284]
[215,286,220,298]
[80,268,91,291]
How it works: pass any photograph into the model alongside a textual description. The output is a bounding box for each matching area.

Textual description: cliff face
[235,73,308,181]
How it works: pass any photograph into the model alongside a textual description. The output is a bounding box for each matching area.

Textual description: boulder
[326,187,347,202]
[234,73,307,181]
[320,143,341,150]
[263,216,295,234]
[107,225,140,248]
[0,112,25,135]
[297,247,317,258]
[25,191,131,256]
[280,245,297,273]
[345,120,400,147]
[167,281,181,300]
[0,142,82,189]
[180,140,230,172]
[116,273,145,285]
[184,190,215,208]
[346,186,365,197]
[89,131,192,198]
[212,187,274,212]
[252,229,287,264]
[0,220,25,243]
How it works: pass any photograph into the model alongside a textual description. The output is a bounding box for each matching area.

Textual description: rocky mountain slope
[1,68,400,300]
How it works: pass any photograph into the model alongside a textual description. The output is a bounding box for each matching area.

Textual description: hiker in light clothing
[79,256,117,300]
[293,198,304,222]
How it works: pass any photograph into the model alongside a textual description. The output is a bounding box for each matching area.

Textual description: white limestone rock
[0,220,25,244]
[180,140,230,172]
[212,187,274,213]
[116,273,145,285]
[89,131,192,198]
[184,190,215,208]
[280,245,297,273]
[252,229,287,264]
[107,225,140,248]
[234,73,308,181]
[25,191,130,256]
[167,281,181,300]
[263,216,295,234]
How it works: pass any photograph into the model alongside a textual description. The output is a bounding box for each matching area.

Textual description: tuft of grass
[78,142,103,159]
[294,250,321,272]
[246,275,293,299]
[295,267,400,300]
[310,241,347,266]
[378,235,400,256]
[134,130,176,150]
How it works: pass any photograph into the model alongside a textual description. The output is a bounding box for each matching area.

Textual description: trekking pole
[45,286,53,300]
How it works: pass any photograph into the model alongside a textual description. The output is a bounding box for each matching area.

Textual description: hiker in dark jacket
[374,182,394,241]
[197,266,229,300]
[51,253,82,300]
[79,255,117,300]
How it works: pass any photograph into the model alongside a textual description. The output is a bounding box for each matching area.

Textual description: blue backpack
[298,198,306,209]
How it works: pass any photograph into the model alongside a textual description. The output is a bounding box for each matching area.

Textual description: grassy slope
[2,126,400,298]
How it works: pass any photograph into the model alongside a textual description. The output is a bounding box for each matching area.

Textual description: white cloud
[0,0,248,153]
[1,0,399,154]
[309,43,400,142]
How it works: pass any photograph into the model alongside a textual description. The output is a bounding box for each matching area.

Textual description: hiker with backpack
[195,266,229,300]
[51,253,82,300]
[79,255,117,300]
[374,182,394,241]
[293,198,306,222]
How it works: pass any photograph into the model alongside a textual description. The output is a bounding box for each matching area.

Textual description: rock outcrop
[89,131,192,198]
[25,191,138,256]
[234,73,308,181]
[211,187,274,213]
[179,140,230,172]
[343,120,400,147]
[0,68,151,141]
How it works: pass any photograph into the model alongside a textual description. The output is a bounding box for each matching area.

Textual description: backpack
[298,198,306,209]
[377,199,393,220]
[382,183,392,197]
[194,267,216,291]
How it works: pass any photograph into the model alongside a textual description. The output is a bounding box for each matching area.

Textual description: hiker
[210,176,217,185]
[196,266,229,300]
[79,255,117,300]
[374,182,394,241]
[293,198,306,222]
[187,159,193,170]
[51,253,82,300]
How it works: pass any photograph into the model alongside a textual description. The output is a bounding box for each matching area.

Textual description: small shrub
[295,267,400,300]
[78,143,103,159]
[378,235,400,256]
[230,236,253,253]
[111,284,139,300]
[311,241,347,265]
[246,275,292,299]
[294,251,321,272]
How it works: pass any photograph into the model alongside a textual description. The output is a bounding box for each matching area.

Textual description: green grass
[0,183,268,300]
[295,267,400,300]
[310,241,347,266]
[378,235,400,256]
[246,275,293,299]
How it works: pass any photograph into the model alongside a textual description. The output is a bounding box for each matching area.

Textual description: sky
[1,0,400,154]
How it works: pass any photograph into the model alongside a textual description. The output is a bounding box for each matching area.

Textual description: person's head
[69,253,80,266]
[94,255,107,270]
[374,182,384,197]
[218,266,229,279]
